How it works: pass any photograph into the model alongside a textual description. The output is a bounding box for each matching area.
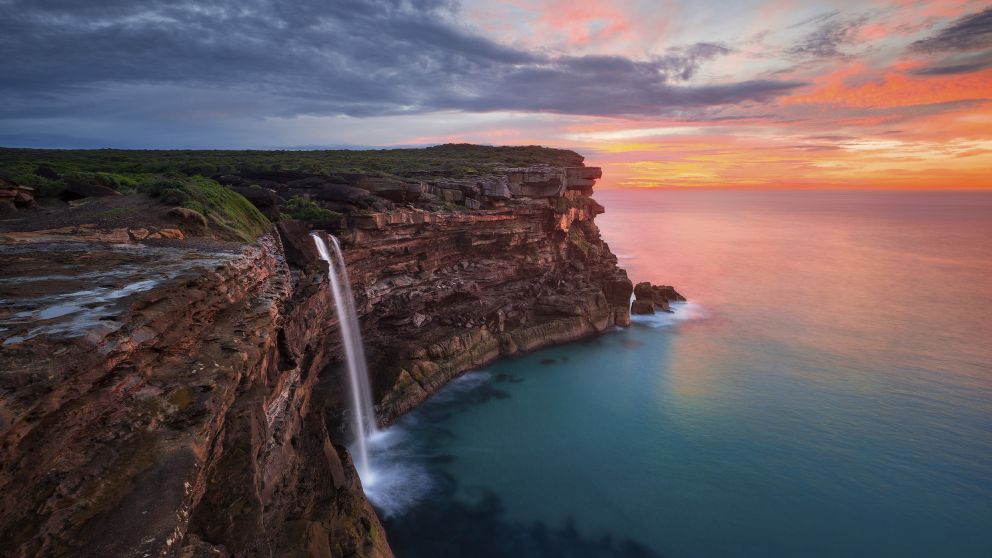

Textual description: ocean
[368,189,992,557]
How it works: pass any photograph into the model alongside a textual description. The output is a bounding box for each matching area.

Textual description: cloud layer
[1,0,989,189]
[0,0,801,124]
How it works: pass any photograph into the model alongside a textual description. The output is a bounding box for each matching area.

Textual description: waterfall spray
[311,233,378,481]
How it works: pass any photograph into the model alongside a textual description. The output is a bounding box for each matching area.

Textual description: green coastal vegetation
[0,144,583,190]
[279,196,342,222]
[140,175,270,242]
[0,144,584,241]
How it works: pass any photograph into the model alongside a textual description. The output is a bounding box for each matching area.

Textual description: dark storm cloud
[0,0,802,123]
[786,12,870,59]
[910,7,992,53]
[908,8,992,76]
[909,59,992,75]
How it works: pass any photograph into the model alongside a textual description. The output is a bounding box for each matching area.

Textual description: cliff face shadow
[381,472,665,558]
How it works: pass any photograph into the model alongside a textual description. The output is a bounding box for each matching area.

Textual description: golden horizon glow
[402,0,992,190]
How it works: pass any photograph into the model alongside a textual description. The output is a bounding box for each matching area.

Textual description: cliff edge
[0,145,634,556]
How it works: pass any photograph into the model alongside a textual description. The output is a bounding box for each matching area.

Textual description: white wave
[361,426,433,517]
[359,371,496,516]
[630,301,704,328]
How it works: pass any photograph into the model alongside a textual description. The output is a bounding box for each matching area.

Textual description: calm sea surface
[369,190,992,557]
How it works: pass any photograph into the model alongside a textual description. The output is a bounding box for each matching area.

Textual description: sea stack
[632,281,687,314]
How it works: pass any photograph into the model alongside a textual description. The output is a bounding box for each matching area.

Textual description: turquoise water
[370,190,992,557]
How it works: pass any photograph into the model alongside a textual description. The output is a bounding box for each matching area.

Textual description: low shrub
[279,196,341,222]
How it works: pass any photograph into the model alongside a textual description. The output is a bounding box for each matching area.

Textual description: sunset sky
[2,0,991,188]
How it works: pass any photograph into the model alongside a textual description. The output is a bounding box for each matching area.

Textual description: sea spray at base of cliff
[364,372,494,516]
[362,429,433,517]
[629,301,703,328]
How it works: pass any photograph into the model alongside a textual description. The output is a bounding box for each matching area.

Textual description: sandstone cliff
[0,147,633,556]
[340,185,633,421]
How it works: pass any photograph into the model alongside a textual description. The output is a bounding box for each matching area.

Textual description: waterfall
[311,233,378,481]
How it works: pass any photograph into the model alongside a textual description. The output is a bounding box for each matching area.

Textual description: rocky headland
[0,145,678,557]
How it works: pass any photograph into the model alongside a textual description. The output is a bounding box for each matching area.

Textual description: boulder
[633,282,654,300]
[633,282,685,312]
[14,186,33,205]
[654,285,686,302]
[61,180,121,200]
[231,186,280,211]
[157,228,185,240]
[34,164,61,180]
[631,300,655,315]
[275,220,320,268]
[0,179,34,211]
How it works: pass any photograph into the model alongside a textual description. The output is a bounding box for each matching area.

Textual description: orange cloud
[784,64,992,109]
[445,1,992,190]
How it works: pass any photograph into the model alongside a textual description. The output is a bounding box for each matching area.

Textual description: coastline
[0,146,668,556]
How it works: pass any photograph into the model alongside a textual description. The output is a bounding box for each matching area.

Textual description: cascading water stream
[311,233,378,483]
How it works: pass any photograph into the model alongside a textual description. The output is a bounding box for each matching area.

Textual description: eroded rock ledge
[338,190,632,422]
[0,148,636,557]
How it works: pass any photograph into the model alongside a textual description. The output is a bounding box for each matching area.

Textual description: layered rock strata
[337,191,632,420]
[0,154,635,556]
[0,235,390,557]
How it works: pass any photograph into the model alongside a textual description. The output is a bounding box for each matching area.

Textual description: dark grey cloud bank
[0,0,803,146]
[786,11,869,60]
[909,6,992,75]
[911,6,992,53]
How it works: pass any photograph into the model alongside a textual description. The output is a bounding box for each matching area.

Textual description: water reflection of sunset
[598,189,992,405]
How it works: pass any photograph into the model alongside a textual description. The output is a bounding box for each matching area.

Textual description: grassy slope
[140,175,270,242]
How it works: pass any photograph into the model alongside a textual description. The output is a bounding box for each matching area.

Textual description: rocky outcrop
[326,176,632,421]
[220,163,604,219]
[230,164,632,422]
[0,147,646,557]
[0,178,34,213]
[632,282,686,314]
[60,180,122,201]
[0,235,390,557]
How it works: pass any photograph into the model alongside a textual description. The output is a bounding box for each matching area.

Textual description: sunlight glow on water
[377,190,992,558]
